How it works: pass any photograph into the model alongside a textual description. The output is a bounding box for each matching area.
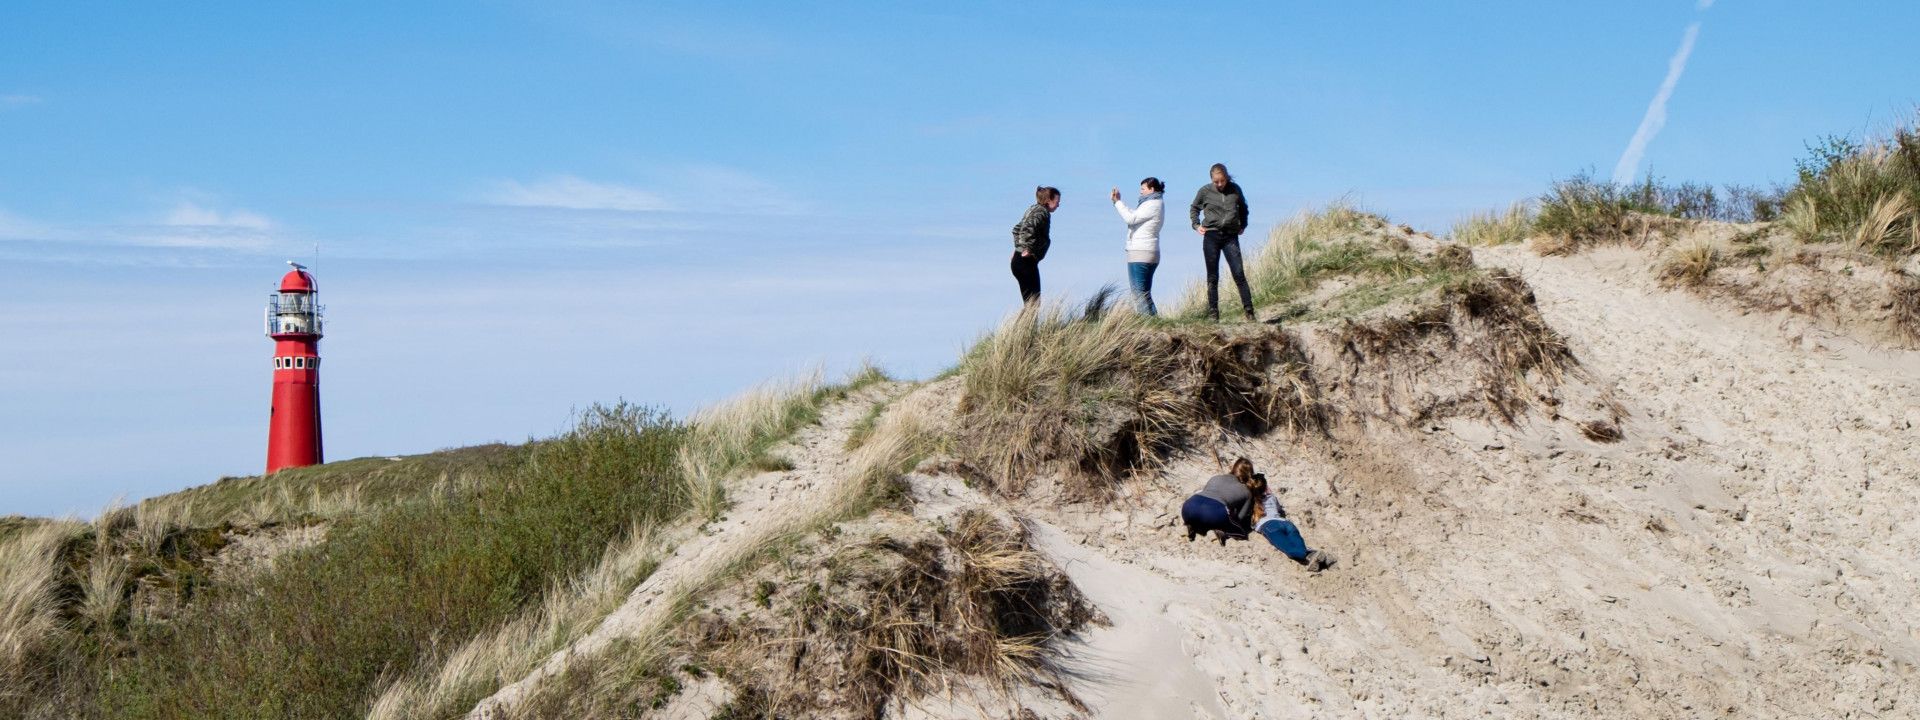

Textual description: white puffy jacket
[1114,193,1164,263]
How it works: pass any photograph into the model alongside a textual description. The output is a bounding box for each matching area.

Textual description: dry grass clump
[1452,202,1536,247]
[0,521,83,707]
[130,500,188,556]
[686,510,1096,719]
[955,296,1194,495]
[78,524,130,636]
[1658,236,1727,288]
[1780,125,1920,260]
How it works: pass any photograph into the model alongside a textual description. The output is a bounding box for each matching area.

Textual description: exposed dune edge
[469,232,1919,719]
[1538,216,1920,350]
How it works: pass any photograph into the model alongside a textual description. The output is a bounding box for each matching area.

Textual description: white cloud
[485,176,674,212]
[0,94,41,109]
[1697,0,1715,10]
[1613,22,1701,185]
[132,202,277,249]
[164,202,274,230]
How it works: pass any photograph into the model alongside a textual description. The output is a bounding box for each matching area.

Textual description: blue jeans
[1257,519,1310,562]
[1182,495,1248,539]
[1127,261,1158,316]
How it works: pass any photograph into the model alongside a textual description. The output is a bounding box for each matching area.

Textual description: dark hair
[1209,163,1232,182]
[1140,177,1164,193]
[1035,186,1061,203]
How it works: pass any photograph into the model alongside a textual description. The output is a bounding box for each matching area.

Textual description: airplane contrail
[1612,22,1700,185]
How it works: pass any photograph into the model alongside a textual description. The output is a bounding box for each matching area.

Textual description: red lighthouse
[265,262,324,474]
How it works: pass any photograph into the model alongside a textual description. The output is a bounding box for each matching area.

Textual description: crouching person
[1182,457,1261,545]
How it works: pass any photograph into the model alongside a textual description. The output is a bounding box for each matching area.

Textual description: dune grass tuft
[1451,202,1536,247]
[955,296,1191,495]
[0,521,83,710]
[1657,236,1726,288]
[1780,126,1920,259]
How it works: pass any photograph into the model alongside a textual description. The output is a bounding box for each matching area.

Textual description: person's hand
[1110,187,1122,203]
[1194,225,1206,236]
[1020,249,1033,257]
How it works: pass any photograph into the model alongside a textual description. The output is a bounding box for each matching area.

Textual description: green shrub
[1780,124,1920,258]
[78,404,687,720]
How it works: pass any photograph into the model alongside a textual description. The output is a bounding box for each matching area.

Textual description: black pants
[1204,231,1253,318]
[1010,252,1041,303]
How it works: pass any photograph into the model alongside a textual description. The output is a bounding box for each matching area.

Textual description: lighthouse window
[296,357,307,369]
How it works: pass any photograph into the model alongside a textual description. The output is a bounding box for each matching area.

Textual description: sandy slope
[1017,244,1920,718]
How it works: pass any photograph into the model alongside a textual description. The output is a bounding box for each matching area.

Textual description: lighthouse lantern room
[265,262,325,474]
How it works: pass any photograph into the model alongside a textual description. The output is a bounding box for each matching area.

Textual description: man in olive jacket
[1011,186,1060,303]
[1189,163,1254,321]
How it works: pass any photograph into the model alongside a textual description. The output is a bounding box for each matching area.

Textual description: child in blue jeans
[1251,473,1336,572]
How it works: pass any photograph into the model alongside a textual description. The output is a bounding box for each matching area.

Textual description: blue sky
[4,1,1917,516]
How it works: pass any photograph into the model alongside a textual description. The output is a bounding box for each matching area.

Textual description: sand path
[464,382,905,719]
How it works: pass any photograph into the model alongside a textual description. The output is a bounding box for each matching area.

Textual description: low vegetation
[363,369,884,720]
[71,403,686,719]
[1451,202,1536,247]
[1779,129,1920,258]
[144,443,520,528]
[677,367,887,520]
[1531,117,1920,268]
[1519,118,1920,344]
[496,377,950,718]
[0,363,874,719]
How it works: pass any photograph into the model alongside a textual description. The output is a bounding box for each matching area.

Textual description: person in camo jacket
[1190,163,1254,321]
[1010,186,1061,304]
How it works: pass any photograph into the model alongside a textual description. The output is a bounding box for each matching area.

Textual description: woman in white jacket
[1111,176,1165,315]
